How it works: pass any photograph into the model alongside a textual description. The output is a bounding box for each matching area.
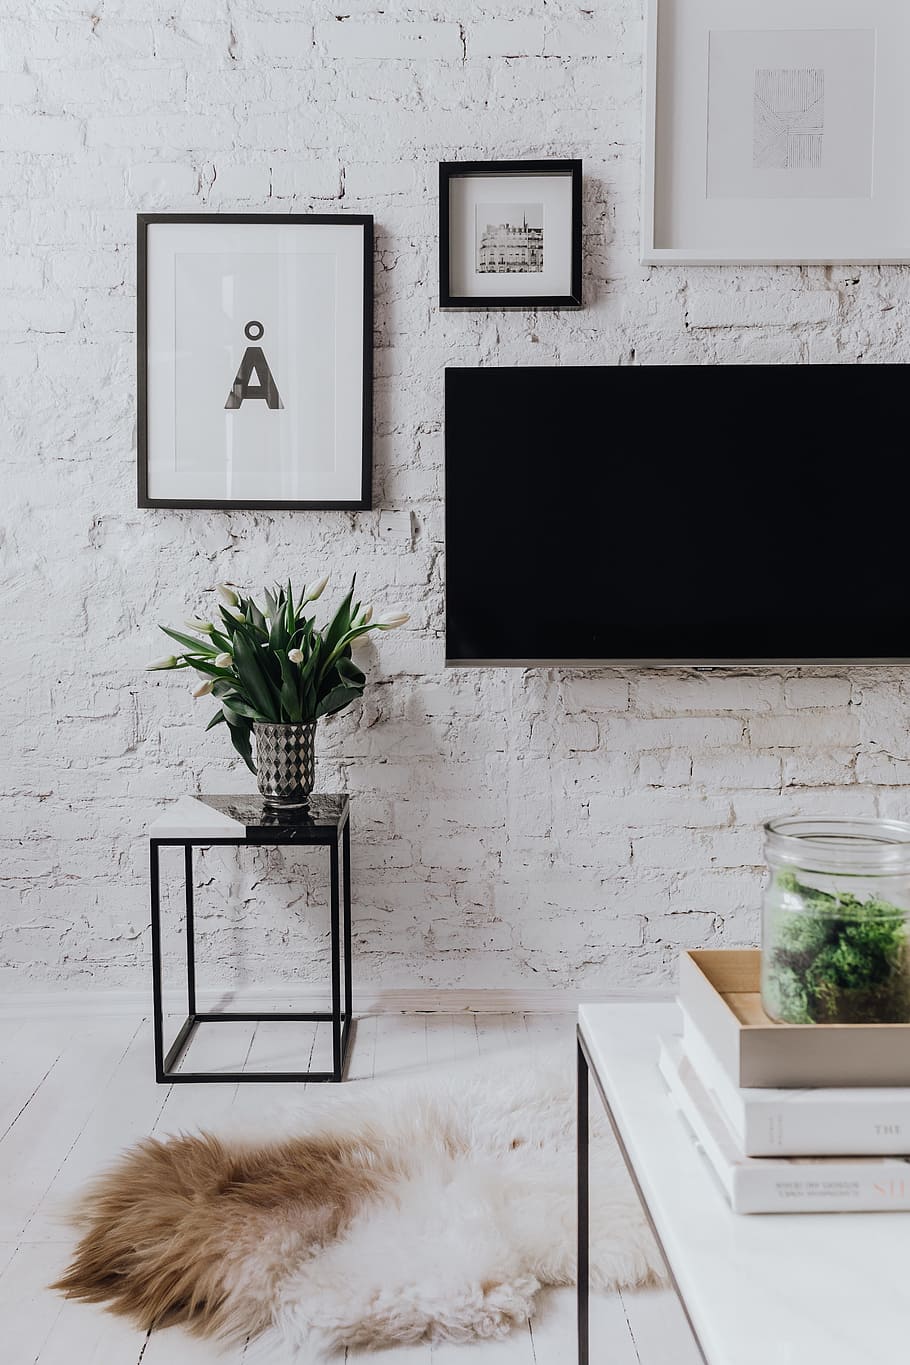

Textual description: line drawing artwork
[753,67,825,170]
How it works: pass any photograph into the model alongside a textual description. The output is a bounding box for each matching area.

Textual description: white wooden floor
[0,1011,689,1363]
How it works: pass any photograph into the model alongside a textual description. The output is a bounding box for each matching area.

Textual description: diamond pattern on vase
[254,723,316,805]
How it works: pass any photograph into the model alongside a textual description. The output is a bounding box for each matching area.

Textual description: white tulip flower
[146,655,177,670]
[185,618,214,634]
[215,652,233,669]
[217,584,240,607]
[223,604,245,622]
[374,610,410,630]
[288,648,305,664]
[356,604,373,626]
[193,680,214,698]
[304,574,329,603]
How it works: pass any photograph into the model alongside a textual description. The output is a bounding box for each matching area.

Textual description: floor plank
[0,1242,69,1363]
[529,1287,604,1365]
[522,1013,573,1047]
[424,1013,457,1068]
[590,1293,641,1365]
[227,1019,320,1128]
[34,1294,148,1365]
[152,1020,256,1138]
[242,1017,320,1075]
[0,1019,67,1142]
[620,1285,704,1365]
[432,1321,535,1363]
[449,1013,483,1062]
[373,1013,428,1079]
[140,1322,248,1364]
[0,1021,141,1240]
[346,1013,378,1081]
[26,1022,171,1241]
[473,1013,530,1060]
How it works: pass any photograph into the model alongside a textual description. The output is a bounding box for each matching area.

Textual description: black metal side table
[149,793,352,1084]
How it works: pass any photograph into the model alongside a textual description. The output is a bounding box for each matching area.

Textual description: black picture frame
[439,160,582,310]
[137,213,374,512]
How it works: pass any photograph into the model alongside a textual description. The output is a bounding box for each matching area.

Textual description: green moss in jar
[764,869,910,1024]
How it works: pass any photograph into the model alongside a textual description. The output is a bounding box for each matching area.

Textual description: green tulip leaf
[219,605,240,634]
[277,652,302,722]
[159,625,218,656]
[285,579,295,636]
[209,628,232,653]
[336,655,366,687]
[316,683,362,719]
[227,718,256,773]
[231,627,280,719]
[221,695,266,722]
[248,599,267,635]
[187,657,234,679]
[320,578,356,662]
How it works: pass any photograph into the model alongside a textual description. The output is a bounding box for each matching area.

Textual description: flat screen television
[445,366,910,666]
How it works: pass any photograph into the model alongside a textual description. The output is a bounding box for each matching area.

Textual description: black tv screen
[445,366,910,665]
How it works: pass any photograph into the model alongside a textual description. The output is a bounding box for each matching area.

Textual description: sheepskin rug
[54,1047,662,1358]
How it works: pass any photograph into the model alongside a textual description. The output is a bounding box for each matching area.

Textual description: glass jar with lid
[762,816,910,1025]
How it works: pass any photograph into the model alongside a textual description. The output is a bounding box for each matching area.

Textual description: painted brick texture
[1,2,908,998]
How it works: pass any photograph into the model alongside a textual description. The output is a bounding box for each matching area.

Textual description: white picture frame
[642,0,910,264]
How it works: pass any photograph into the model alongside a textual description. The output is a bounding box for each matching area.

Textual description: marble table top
[579,1002,910,1365]
[148,793,349,840]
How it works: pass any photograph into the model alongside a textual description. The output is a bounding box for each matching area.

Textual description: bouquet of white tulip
[147,577,408,773]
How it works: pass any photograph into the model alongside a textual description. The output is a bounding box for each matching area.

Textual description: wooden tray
[679,950,910,1088]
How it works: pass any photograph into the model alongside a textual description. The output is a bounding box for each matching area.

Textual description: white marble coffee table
[577,1003,910,1365]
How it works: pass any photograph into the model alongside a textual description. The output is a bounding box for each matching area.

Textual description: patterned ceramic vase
[253,722,316,807]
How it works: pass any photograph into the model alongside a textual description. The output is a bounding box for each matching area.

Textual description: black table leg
[150,840,164,1081]
[329,834,341,1080]
[342,818,352,1025]
[578,1037,589,1365]
[184,844,196,1017]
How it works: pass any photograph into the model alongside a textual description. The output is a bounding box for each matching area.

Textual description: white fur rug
[59,1046,662,1360]
[232,1047,661,1358]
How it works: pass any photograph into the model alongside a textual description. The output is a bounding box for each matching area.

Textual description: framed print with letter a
[138,214,373,510]
[643,0,910,263]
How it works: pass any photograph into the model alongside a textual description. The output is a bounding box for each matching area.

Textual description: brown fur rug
[53,1129,386,1341]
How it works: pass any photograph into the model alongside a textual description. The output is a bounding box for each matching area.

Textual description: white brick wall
[686,290,839,329]
[2,0,908,998]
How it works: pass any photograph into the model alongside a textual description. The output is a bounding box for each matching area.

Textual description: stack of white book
[659,1014,910,1214]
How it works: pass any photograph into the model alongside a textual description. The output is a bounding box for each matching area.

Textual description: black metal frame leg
[578,1038,589,1365]
[343,819,352,1026]
[330,834,341,1080]
[150,840,164,1081]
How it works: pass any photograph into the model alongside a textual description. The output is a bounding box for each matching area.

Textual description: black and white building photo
[475,202,544,273]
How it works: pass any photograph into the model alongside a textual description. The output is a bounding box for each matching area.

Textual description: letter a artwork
[225,320,284,409]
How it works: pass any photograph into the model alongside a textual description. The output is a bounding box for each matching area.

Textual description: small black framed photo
[137,213,373,511]
[439,160,582,310]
